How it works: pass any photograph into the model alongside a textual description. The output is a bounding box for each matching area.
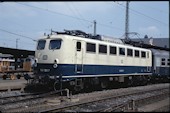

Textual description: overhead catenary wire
[1,38,36,46]
[70,3,87,22]
[0,28,37,42]
[17,2,92,23]
[1,39,35,50]
[1,2,167,40]
[64,2,88,29]
[114,2,168,27]
[68,2,93,29]
[141,4,168,14]
[16,2,124,32]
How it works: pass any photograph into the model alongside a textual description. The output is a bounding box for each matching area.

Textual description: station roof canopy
[0,53,13,58]
[0,47,35,58]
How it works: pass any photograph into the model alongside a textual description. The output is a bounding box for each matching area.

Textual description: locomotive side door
[75,40,84,73]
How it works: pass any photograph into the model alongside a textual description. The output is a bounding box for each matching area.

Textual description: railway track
[0,89,69,112]
[95,91,169,112]
[1,83,167,112]
[38,87,169,112]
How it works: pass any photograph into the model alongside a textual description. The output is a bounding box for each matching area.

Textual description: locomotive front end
[34,35,63,84]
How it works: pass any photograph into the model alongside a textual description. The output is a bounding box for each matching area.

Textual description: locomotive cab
[34,35,64,84]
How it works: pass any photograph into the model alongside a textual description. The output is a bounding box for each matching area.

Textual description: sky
[0,1,169,51]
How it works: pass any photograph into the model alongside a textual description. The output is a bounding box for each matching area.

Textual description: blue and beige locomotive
[32,30,167,91]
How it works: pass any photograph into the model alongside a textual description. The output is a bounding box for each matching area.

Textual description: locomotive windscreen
[49,39,62,49]
[37,40,46,50]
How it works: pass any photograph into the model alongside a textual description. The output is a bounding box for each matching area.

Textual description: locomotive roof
[39,30,151,51]
[39,34,151,52]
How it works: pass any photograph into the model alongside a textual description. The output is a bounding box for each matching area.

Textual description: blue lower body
[35,64,152,79]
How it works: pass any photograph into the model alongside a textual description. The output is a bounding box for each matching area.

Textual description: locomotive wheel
[74,86,82,92]
[100,80,108,89]
[83,79,93,92]
[125,79,135,87]
[53,81,59,91]
[141,76,148,85]
[73,79,84,93]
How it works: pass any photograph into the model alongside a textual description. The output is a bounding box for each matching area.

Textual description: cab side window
[77,42,81,51]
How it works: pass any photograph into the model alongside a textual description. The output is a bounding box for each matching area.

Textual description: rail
[0,89,70,112]
[38,87,169,112]
[96,91,169,112]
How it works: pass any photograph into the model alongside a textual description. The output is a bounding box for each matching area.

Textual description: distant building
[131,38,169,49]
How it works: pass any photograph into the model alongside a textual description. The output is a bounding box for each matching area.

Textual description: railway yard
[0,36,169,113]
[0,80,169,112]
[0,31,169,113]
[0,1,169,113]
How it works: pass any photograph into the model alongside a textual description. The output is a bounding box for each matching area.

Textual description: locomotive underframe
[28,73,153,93]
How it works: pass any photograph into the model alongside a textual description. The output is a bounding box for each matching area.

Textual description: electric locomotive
[31,30,153,91]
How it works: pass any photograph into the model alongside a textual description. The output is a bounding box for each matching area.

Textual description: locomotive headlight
[53,64,58,68]
[53,58,59,68]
